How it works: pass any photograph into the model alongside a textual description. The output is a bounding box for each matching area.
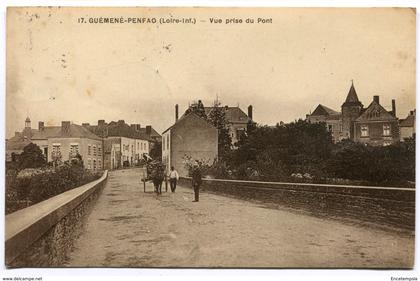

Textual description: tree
[18,143,47,169]
[184,100,207,119]
[150,141,162,161]
[207,100,233,160]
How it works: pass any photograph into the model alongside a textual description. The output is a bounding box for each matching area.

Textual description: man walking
[191,164,202,202]
[168,166,179,193]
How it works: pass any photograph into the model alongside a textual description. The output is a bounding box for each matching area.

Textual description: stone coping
[181,177,414,192]
[5,170,108,265]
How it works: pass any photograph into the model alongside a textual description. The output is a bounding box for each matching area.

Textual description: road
[66,168,414,268]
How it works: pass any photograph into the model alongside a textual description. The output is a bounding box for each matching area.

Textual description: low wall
[179,177,415,231]
[5,170,108,267]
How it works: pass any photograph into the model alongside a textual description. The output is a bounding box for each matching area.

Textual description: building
[46,121,103,170]
[7,119,104,170]
[353,96,400,146]
[84,119,152,168]
[177,102,253,147]
[306,105,342,141]
[162,112,218,177]
[307,82,400,145]
[204,105,253,146]
[399,110,416,141]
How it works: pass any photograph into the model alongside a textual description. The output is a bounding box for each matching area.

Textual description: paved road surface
[67,168,414,268]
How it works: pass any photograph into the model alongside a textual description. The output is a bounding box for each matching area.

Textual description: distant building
[399,109,416,141]
[307,82,400,146]
[204,105,253,146]
[162,112,218,177]
[85,119,152,168]
[306,105,342,141]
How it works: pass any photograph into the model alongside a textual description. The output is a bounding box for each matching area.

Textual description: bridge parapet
[5,170,108,267]
[179,177,415,231]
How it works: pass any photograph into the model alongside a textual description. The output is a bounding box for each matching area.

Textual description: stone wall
[5,171,108,267]
[179,177,415,231]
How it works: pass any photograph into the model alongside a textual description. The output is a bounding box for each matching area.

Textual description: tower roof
[342,81,363,107]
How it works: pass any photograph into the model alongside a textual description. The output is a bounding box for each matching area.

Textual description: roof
[162,112,216,134]
[342,82,363,107]
[6,137,31,151]
[87,122,152,141]
[31,126,61,140]
[355,100,398,122]
[138,127,161,138]
[310,104,340,116]
[400,114,415,127]
[103,138,121,152]
[204,106,250,124]
[48,124,102,140]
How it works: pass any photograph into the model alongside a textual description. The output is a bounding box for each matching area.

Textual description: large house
[162,112,218,177]
[6,118,103,170]
[307,82,400,146]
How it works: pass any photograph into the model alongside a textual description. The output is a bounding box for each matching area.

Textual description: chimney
[61,121,71,135]
[410,110,414,115]
[373,95,380,104]
[130,124,136,130]
[248,105,253,120]
[392,99,396,116]
[118,120,125,125]
[175,104,179,121]
[146,125,152,135]
[38,121,44,131]
[136,124,141,131]
[98,120,105,126]
[82,123,90,127]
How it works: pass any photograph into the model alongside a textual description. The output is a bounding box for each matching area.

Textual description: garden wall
[5,170,108,267]
[179,177,415,231]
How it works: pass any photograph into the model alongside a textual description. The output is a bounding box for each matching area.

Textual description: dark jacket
[191,169,202,187]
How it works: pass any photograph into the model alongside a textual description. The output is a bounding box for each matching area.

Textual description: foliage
[18,143,47,170]
[183,119,415,187]
[149,141,162,161]
[207,100,233,160]
[326,138,415,185]
[184,100,207,119]
[6,160,101,214]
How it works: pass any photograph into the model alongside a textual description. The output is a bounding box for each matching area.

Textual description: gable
[169,113,217,134]
[355,101,397,122]
[311,104,340,116]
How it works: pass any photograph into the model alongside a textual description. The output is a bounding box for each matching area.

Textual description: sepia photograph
[3,5,416,273]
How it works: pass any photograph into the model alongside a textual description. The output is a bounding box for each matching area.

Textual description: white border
[0,1,418,281]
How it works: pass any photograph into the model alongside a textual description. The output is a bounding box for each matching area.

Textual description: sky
[6,7,416,138]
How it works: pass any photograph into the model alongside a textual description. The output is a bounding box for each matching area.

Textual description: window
[98,160,102,170]
[361,125,369,137]
[93,159,96,170]
[383,124,391,136]
[328,124,333,132]
[87,159,91,169]
[69,144,79,157]
[88,145,91,155]
[93,145,97,156]
[166,135,169,150]
[162,137,165,151]
[52,144,61,154]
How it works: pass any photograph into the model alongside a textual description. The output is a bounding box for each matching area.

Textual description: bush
[6,162,101,214]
